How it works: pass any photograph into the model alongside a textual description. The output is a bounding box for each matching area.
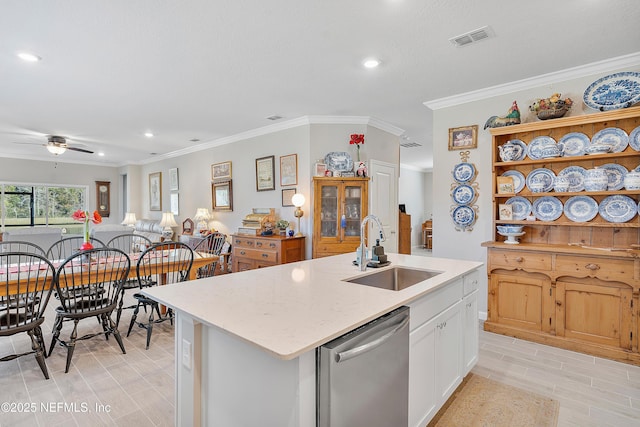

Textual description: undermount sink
[344,266,442,291]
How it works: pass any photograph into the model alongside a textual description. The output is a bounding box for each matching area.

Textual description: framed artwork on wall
[212,180,233,211]
[256,155,275,191]
[169,168,179,191]
[149,172,162,211]
[280,154,298,186]
[170,192,179,215]
[282,188,296,207]
[211,161,232,181]
[448,125,478,151]
[95,181,110,218]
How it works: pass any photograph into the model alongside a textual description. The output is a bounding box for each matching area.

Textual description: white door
[369,160,398,252]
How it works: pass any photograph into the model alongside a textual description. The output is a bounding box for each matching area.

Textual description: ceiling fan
[44,135,94,155]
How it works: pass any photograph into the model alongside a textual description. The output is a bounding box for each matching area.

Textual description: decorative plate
[506,139,528,161]
[591,127,629,152]
[558,166,587,192]
[526,136,557,160]
[563,196,598,222]
[451,205,475,227]
[505,196,532,220]
[324,151,354,172]
[629,125,640,151]
[525,168,556,193]
[452,162,476,183]
[600,163,628,191]
[532,196,563,221]
[559,132,590,156]
[583,71,640,111]
[502,170,525,193]
[452,184,476,205]
[598,195,637,223]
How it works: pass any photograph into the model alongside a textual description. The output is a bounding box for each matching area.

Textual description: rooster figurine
[484,100,521,129]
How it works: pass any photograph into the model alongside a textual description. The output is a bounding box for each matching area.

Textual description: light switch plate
[182,339,191,369]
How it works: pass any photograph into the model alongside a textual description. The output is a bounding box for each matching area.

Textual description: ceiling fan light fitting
[46,144,66,155]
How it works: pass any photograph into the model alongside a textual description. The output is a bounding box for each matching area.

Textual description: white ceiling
[1,0,639,170]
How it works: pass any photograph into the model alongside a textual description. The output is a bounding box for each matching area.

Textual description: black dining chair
[106,233,153,328]
[48,247,130,373]
[0,241,46,257]
[192,232,227,278]
[127,242,193,349]
[0,252,56,379]
[46,236,106,261]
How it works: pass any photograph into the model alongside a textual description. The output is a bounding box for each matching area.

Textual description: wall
[398,166,432,248]
[431,65,639,318]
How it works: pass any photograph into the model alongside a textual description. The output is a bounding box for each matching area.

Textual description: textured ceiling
[1,0,639,169]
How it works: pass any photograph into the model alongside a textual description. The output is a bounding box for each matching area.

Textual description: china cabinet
[482,105,640,365]
[312,177,368,258]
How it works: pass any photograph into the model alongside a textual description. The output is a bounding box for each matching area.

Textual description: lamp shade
[159,212,178,228]
[292,193,305,207]
[193,208,211,222]
[121,212,137,226]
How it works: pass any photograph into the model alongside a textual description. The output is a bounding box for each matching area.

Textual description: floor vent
[449,26,494,47]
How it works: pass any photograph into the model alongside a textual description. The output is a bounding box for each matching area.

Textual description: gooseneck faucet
[359,215,385,271]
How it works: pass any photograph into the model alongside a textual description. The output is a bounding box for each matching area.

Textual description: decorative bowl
[497,225,524,234]
[537,106,570,120]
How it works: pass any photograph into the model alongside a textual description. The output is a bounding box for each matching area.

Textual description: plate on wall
[505,196,532,220]
[629,125,640,151]
[525,168,556,193]
[452,162,476,183]
[501,170,525,193]
[526,136,557,160]
[324,152,354,172]
[451,184,476,205]
[598,195,637,223]
[558,166,587,192]
[583,71,640,111]
[563,196,598,222]
[600,163,628,191]
[591,127,629,152]
[451,205,476,227]
[559,132,589,156]
[532,196,563,221]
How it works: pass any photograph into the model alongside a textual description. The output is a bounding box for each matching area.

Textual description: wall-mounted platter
[558,132,589,156]
[324,152,354,172]
[599,195,637,223]
[583,71,640,111]
[451,184,476,205]
[591,127,629,152]
[532,196,563,221]
[505,196,532,220]
[452,162,476,183]
[563,196,598,222]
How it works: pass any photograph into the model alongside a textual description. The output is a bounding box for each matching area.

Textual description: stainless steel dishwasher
[317,306,410,427]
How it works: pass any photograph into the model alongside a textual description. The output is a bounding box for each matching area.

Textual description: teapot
[584,167,608,191]
[624,170,640,190]
[498,140,524,162]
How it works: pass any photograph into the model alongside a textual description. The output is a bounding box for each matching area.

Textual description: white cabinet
[463,290,479,374]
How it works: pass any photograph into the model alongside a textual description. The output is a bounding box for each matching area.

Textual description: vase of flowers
[72,209,102,250]
[349,133,365,161]
[276,219,289,236]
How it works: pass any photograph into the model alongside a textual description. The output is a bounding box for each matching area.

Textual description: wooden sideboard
[231,234,305,272]
[398,212,411,254]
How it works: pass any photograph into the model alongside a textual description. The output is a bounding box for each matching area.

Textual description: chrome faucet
[358,215,385,271]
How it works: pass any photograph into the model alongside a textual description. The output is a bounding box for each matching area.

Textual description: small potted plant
[276,219,289,236]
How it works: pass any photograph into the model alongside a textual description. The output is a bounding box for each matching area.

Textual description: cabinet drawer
[463,269,480,296]
[408,279,462,332]
[556,255,634,281]
[233,247,277,263]
[254,240,280,251]
[489,249,551,271]
[233,237,256,248]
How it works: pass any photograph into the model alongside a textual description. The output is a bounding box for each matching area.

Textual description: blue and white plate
[502,170,525,193]
[452,184,476,205]
[591,127,629,153]
[451,205,475,227]
[526,168,555,193]
[505,196,532,220]
[533,196,563,221]
[629,125,640,151]
[600,163,628,191]
[599,195,637,223]
[559,132,590,156]
[558,166,587,192]
[452,162,476,183]
[527,136,557,160]
[583,72,640,111]
[563,196,598,222]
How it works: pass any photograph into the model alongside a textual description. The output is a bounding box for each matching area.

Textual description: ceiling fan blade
[67,146,94,154]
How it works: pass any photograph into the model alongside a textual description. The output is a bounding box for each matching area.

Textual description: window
[1,183,87,232]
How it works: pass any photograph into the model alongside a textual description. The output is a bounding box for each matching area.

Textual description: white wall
[398,167,432,248]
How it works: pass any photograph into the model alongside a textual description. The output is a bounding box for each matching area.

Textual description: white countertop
[142,253,483,360]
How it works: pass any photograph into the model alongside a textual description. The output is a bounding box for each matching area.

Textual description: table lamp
[193,208,211,235]
[121,212,137,227]
[292,193,305,237]
[159,212,178,240]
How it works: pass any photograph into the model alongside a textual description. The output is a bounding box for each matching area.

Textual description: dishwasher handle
[335,314,409,363]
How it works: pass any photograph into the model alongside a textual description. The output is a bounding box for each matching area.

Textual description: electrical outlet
[182,339,191,369]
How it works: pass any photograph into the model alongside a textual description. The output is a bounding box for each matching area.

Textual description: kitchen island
[142,252,482,426]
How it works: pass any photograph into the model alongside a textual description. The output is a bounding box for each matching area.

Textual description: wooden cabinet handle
[556,301,562,306]
[585,263,600,271]
[262,253,268,258]
[256,242,262,247]
[269,243,276,248]
[240,251,246,255]
[514,256,524,263]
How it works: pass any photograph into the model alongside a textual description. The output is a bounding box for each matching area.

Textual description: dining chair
[48,247,130,373]
[192,232,227,278]
[0,252,56,379]
[106,233,153,327]
[0,241,46,257]
[46,236,106,261]
[127,242,193,349]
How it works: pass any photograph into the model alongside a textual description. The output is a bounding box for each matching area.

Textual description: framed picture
[212,180,233,211]
[211,161,232,181]
[149,172,162,211]
[315,163,327,177]
[170,192,179,215]
[280,154,298,186]
[499,204,513,220]
[448,125,478,151]
[256,155,275,191]
[95,181,110,218]
[282,188,296,207]
[496,176,514,194]
[169,168,179,191]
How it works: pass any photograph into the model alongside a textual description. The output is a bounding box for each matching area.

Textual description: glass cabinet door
[344,185,362,237]
[320,185,338,237]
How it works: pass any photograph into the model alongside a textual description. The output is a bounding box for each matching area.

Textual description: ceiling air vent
[266,115,283,121]
[400,141,422,148]
[449,26,494,47]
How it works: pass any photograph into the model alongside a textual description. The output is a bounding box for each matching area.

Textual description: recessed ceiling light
[144,132,154,138]
[17,52,42,62]
[363,58,381,69]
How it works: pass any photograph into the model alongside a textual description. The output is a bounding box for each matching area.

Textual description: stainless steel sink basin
[344,266,442,291]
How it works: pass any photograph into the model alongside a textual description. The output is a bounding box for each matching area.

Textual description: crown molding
[423,52,640,110]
